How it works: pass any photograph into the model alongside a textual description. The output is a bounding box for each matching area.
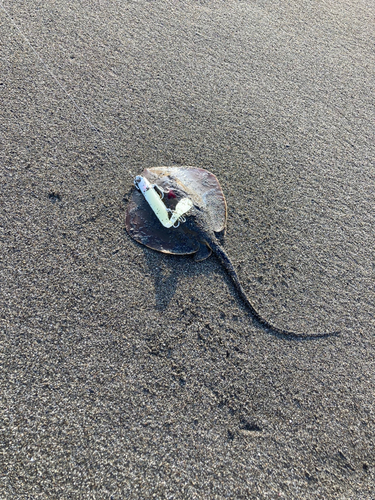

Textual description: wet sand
[1,0,374,497]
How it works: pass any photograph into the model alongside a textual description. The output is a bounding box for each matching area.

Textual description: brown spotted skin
[125,166,227,257]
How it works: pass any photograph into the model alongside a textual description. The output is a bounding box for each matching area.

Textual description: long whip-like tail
[207,237,338,339]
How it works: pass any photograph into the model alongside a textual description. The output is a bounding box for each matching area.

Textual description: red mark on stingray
[167,190,177,199]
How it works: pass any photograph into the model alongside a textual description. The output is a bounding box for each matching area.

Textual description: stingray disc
[125,166,227,255]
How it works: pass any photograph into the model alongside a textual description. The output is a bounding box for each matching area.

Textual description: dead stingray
[126,166,336,338]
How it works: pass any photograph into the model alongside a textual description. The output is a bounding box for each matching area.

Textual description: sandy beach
[1,0,374,497]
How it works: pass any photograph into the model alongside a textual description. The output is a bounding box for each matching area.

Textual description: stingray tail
[207,238,338,339]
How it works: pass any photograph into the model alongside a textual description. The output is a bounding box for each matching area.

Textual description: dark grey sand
[1,0,374,498]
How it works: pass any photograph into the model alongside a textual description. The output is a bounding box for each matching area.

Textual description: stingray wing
[125,188,200,255]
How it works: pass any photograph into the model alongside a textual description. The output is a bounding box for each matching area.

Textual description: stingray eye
[167,190,177,199]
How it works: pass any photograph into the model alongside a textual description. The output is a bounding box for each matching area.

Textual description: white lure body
[134,175,193,228]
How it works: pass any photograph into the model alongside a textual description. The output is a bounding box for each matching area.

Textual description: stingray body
[126,167,227,261]
[126,167,335,338]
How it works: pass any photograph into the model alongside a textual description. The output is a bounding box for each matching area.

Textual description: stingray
[126,166,336,338]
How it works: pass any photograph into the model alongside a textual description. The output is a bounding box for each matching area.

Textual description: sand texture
[1,0,374,498]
